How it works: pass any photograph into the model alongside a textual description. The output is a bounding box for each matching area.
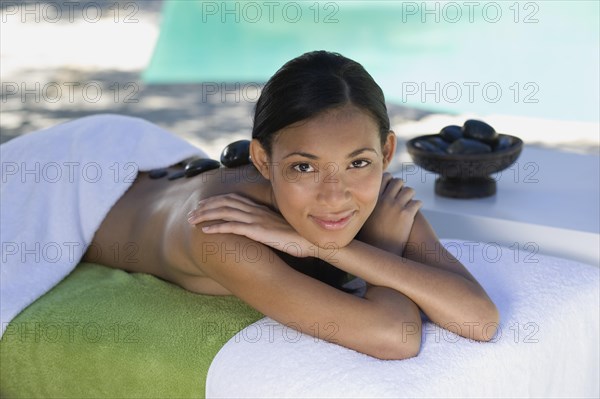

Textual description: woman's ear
[382,131,397,170]
[249,139,271,180]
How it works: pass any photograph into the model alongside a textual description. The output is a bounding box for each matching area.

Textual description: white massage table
[206,239,599,398]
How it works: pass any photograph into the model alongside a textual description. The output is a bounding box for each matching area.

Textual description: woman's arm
[350,175,498,341]
[319,238,499,342]
[182,226,422,360]
[188,190,498,345]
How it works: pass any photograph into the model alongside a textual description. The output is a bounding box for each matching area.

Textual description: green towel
[0,263,263,398]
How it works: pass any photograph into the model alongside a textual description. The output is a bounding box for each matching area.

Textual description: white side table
[394,146,600,266]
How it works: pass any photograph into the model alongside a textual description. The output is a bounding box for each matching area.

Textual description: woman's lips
[310,211,355,231]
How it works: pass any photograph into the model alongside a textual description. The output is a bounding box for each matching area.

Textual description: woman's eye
[350,159,371,168]
[293,163,315,173]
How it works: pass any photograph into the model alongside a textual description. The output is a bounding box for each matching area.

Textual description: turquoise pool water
[143,1,599,122]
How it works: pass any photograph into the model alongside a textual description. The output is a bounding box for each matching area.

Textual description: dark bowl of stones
[406,119,523,199]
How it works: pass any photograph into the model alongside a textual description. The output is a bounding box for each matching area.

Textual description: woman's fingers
[406,199,423,215]
[381,176,404,198]
[188,205,256,225]
[219,192,261,207]
[382,177,414,200]
[379,173,394,197]
[187,193,263,222]
[397,185,415,202]
[201,221,252,234]
[184,193,314,256]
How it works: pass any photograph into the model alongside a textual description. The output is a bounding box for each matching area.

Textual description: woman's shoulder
[138,164,272,274]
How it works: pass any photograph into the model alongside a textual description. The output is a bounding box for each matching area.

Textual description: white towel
[206,239,600,398]
[0,114,205,337]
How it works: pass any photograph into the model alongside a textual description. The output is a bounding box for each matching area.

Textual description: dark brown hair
[252,50,390,155]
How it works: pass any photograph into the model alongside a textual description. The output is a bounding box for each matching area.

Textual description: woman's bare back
[83,163,273,295]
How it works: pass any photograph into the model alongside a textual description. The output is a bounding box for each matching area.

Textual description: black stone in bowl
[406,134,523,198]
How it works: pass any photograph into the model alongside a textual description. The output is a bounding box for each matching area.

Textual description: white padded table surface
[206,240,599,398]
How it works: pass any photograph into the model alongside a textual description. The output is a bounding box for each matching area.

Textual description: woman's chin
[305,230,357,251]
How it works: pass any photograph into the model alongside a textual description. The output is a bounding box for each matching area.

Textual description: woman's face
[251,105,395,249]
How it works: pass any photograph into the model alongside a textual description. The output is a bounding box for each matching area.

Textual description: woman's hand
[357,173,422,255]
[187,193,316,258]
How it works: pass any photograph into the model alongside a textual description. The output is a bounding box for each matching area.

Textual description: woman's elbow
[369,319,422,360]
[388,331,421,360]
[470,300,500,342]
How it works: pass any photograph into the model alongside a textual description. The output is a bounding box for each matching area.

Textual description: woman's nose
[316,169,351,205]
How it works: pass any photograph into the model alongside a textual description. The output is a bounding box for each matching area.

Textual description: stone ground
[0,0,434,164]
[0,67,433,160]
[1,0,597,162]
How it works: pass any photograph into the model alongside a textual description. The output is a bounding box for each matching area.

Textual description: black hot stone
[439,125,463,143]
[220,140,251,168]
[462,119,497,144]
[167,170,186,180]
[414,139,444,153]
[184,158,221,178]
[177,157,200,168]
[447,138,492,155]
[426,136,450,152]
[494,135,513,152]
[148,168,168,179]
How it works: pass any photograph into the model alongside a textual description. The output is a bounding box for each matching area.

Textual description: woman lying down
[83,51,499,360]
